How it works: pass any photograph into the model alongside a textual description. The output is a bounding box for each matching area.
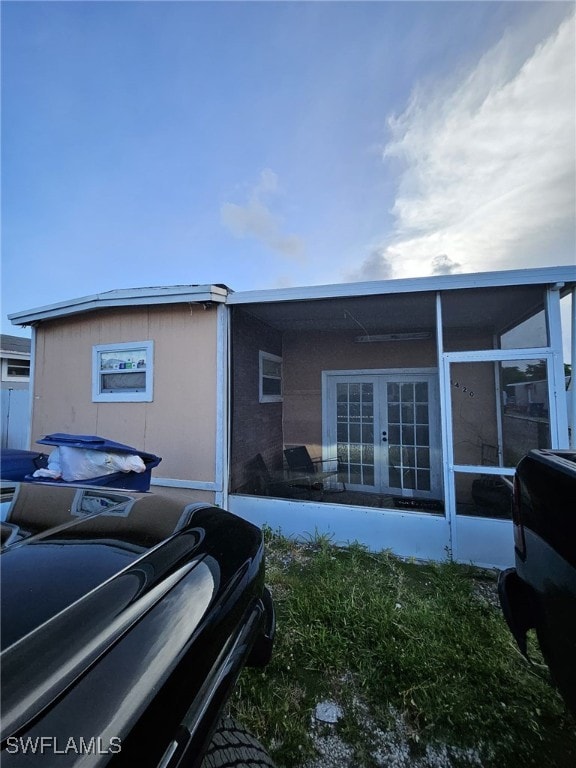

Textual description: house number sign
[451,380,475,397]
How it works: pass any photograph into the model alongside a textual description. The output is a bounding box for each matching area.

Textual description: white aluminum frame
[441,284,569,566]
[92,340,154,403]
[225,271,574,567]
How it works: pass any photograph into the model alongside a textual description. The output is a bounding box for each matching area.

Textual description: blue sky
[2,1,575,338]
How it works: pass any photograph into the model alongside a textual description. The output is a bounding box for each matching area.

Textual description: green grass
[230,530,576,767]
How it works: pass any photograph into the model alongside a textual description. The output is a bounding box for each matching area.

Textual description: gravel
[302,700,485,768]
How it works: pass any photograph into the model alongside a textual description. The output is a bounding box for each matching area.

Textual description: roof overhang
[9,285,231,326]
[227,266,575,306]
[228,266,576,336]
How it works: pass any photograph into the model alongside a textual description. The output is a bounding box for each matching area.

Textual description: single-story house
[8,266,576,568]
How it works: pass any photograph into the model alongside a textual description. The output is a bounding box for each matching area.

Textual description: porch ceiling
[238,284,546,336]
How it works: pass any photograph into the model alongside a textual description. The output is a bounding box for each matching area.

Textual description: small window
[259,351,282,403]
[92,341,153,403]
[2,357,30,382]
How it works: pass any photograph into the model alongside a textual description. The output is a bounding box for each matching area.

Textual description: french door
[324,370,441,498]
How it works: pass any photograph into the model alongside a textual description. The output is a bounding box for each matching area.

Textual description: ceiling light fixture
[355,332,432,343]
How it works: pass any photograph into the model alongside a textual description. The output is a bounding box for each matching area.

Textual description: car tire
[200,716,276,768]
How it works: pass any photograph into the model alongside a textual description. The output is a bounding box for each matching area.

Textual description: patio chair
[283,446,344,494]
[245,453,312,499]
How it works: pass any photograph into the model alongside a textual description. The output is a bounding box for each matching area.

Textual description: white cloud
[355,10,575,281]
[348,247,394,282]
[431,254,461,276]
[221,169,305,260]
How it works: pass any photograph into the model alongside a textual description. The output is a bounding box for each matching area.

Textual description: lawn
[230,529,576,768]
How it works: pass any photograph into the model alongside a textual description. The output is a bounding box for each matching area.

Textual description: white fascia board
[9,284,230,326]
[0,350,30,360]
[227,266,576,305]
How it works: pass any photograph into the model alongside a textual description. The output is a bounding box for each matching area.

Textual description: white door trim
[322,368,441,498]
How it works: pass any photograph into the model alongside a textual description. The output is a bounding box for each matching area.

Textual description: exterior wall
[282,330,438,457]
[30,304,219,485]
[230,310,283,491]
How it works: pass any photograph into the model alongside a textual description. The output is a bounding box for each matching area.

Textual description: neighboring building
[1,334,31,390]
[1,334,32,449]
[8,267,576,568]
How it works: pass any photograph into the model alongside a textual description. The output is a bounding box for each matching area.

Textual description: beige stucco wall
[30,304,219,484]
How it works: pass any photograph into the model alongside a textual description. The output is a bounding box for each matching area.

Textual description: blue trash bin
[31,433,162,491]
[0,449,49,481]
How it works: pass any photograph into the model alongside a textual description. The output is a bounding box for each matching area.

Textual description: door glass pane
[388,403,400,423]
[417,469,431,491]
[417,447,430,469]
[402,424,415,444]
[362,383,373,400]
[415,382,428,401]
[402,403,415,422]
[363,466,374,485]
[401,383,414,400]
[362,444,374,463]
[416,404,428,423]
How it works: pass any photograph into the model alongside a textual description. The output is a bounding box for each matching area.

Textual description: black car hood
[0,481,265,744]
[0,482,262,648]
[0,483,211,648]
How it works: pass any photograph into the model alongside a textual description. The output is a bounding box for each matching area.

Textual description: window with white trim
[259,351,282,403]
[92,341,153,402]
[1,356,30,382]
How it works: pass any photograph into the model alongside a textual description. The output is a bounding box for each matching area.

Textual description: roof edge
[9,285,230,326]
[228,266,576,305]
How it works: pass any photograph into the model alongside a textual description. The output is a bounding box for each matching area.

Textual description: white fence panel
[1,389,30,449]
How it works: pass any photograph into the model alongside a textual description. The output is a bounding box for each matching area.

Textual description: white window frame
[92,341,154,403]
[259,351,283,403]
[1,355,30,382]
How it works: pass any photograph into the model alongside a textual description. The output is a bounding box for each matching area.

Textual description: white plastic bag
[33,446,146,481]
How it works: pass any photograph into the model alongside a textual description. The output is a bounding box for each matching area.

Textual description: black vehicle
[498,449,576,717]
[0,480,275,767]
